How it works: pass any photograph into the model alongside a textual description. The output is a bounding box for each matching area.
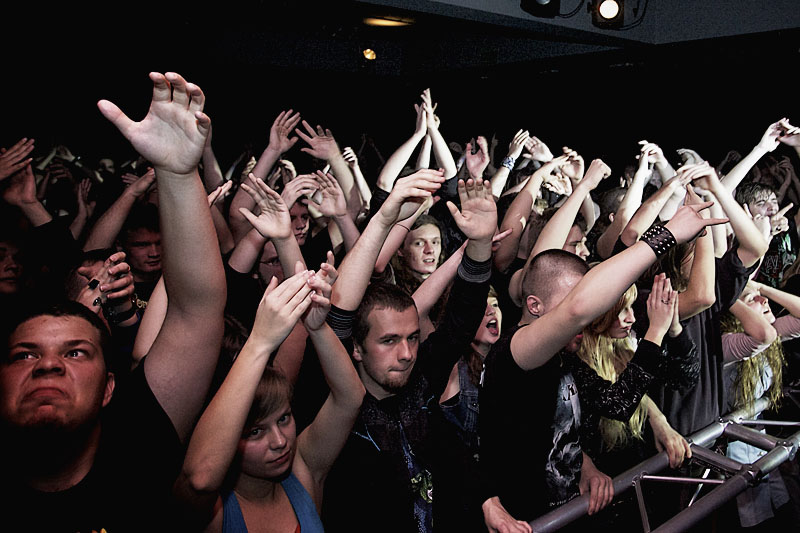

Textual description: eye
[408,333,420,344]
[9,351,36,362]
[65,349,86,359]
[247,427,263,438]
[382,338,396,345]
[278,412,293,425]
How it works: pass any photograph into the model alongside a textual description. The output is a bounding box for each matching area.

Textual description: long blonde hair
[720,313,784,414]
[578,284,649,450]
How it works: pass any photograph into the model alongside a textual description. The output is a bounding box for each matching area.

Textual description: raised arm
[720,119,793,192]
[295,120,358,211]
[421,88,457,179]
[295,262,365,485]
[596,145,651,259]
[83,168,155,251]
[308,171,361,253]
[620,171,692,245]
[177,270,314,498]
[97,71,226,442]
[687,162,769,267]
[234,174,306,276]
[375,104,427,192]
[488,129,529,198]
[677,184,717,320]
[342,146,372,216]
[229,110,301,242]
[1,163,53,227]
[331,169,445,311]
[201,124,225,192]
[511,202,728,370]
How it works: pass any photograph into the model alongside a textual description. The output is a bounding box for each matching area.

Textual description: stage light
[590,0,624,29]
[520,0,561,18]
[363,48,377,60]
[363,17,413,27]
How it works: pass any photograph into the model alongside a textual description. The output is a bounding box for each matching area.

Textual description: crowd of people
[2,70,800,533]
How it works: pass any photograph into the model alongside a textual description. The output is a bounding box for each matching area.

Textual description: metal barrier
[528,397,800,532]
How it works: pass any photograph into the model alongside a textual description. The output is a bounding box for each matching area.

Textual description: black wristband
[641,225,676,258]
[102,298,138,325]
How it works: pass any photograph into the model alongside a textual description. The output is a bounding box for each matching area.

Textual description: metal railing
[528,397,800,532]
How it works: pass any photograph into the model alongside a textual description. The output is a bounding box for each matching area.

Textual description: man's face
[0,315,114,431]
[122,228,162,278]
[290,203,310,246]
[399,224,442,277]
[354,306,420,399]
[747,192,779,218]
[0,241,23,295]
[562,225,589,261]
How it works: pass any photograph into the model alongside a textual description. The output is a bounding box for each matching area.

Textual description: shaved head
[522,249,589,310]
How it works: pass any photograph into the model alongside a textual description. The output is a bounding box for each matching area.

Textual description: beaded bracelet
[501,156,516,171]
[641,225,677,258]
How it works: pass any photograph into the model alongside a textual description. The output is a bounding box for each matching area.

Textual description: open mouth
[486,319,499,336]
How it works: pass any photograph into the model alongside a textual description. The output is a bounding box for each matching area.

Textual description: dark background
[4,1,800,185]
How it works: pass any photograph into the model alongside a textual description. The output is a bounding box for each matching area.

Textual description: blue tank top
[222,472,325,532]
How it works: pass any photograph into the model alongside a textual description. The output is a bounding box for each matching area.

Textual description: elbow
[754,324,778,346]
[179,467,219,496]
[696,291,716,311]
[620,226,640,246]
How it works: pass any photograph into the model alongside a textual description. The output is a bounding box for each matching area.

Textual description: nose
[268,426,288,450]
[577,241,589,260]
[2,258,20,274]
[624,308,635,324]
[423,241,433,254]
[397,340,414,362]
[486,306,496,317]
[148,244,161,257]
[33,353,66,377]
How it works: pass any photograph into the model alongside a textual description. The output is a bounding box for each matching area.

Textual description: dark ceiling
[5,1,800,174]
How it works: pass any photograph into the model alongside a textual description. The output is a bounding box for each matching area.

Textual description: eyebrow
[10,339,97,350]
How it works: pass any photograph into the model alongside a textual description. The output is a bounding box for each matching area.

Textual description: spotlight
[589,0,624,29]
[520,0,561,18]
[362,48,377,60]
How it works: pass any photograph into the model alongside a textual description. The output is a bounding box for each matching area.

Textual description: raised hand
[742,203,772,242]
[446,177,497,242]
[581,158,612,191]
[769,202,793,236]
[420,88,439,130]
[238,173,293,240]
[342,146,360,169]
[302,253,338,331]
[522,135,553,163]
[676,147,704,167]
[664,201,729,245]
[250,269,315,351]
[646,273,677,337]
[125,168,157,198]
[296,120,341,161]
[97,72,210,176]
[507,129,530,160]
[279,159,297,183]
[207,180,232,207]
[76,251,135,308]
[757,118,792,152]
[2,164,38,206]
[0,138,35,181]
[309,170,347,218]
[280,174,318,209]
[465,136,490,180]
[638,140,667,166]
[778,118,800,148]
[76,178,97,217]
[269,110,301,154]
[377,168,445,226]
[560,146,585,183]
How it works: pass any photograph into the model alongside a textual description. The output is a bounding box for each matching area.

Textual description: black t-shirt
[480,324,583,521]
[1,362,183,533]
[635,244,756,436]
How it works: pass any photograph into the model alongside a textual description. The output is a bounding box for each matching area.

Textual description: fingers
[165,72,190,106]
[776,202,794,218]
[97,99,134,138]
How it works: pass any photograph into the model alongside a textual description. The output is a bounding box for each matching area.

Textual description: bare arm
[98,72,227,442]
[421,89,458,179]
[375,106,427,192]
[488,129,529,198]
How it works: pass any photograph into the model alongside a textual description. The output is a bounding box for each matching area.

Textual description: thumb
[445,200,462,221]
[97,100,134,137]
[294,260,305,276]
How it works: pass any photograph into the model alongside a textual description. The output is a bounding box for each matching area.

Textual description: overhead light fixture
[362,48,377,60]
[520,0,561,18]
[363,16,413,27]
[589,0,624,29]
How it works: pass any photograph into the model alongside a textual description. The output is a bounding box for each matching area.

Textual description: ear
[102,372,116,408]
[608,212,615,223]
[526,294,544,318]
[352,343,364,363]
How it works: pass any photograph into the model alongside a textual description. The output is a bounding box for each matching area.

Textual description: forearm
[416,135,432,170]
[332,213,361,252]
[428,128,458,179]
[622,181,680,244]
[708,181,768,266]
[679,222,716,320]
[201,146,224,192]
[251,146,281,181]
[69,210,89,240]
[182,339,273,492]
[83,190,138,250]
[228,187,258,244]
[494,183,539,272]
[156,169,226,311]
[307,324,365,409]
[720,145,770,193]
[19,201,54,228]
[132,276,167,364]
[331,215,392,311]
[580,194,597,232]
[530,182,590,258]
[413,244,463,321]
[377,132,425,191]
[228,228,267,274]
[489,167,511,198]
[210,206,235,255]
[657,186,687,221]
[328,153,358,216]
